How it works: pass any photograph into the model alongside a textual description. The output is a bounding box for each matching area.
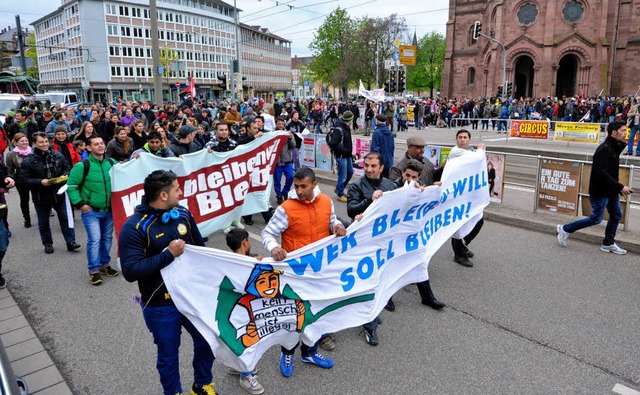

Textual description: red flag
[180,72,196,100]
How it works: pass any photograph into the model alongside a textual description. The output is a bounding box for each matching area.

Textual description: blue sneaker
[280,352,294,377]
[301,352,334,369]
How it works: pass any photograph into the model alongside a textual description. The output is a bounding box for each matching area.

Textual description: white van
[45,91,79,108]
[0,94,34,125]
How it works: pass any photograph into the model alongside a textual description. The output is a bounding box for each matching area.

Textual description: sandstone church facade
[441,0,640,99]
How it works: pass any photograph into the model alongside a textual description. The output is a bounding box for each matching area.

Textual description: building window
[143,9,150,19]
[517,2,539,26]
[563,1,584,24]
[135,48,144,57]
[107,24,118,36]
[111,66,121,76]
[123,66,134,76]
[133,27,143,37]
[132,8,141,18]
[105,4,117,15]
[468,68,476,85]
[121,26,131,36]
[122,47,132,57]
[109,46,120,56]
[119,6,129,16]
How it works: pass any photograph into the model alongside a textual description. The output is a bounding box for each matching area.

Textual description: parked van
[45,91,79,108]
[0,94,34,125]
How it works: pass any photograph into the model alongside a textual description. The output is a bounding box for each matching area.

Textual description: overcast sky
[2,0,449,56]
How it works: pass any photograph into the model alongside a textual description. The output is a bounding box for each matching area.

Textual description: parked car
[0,94,35,125]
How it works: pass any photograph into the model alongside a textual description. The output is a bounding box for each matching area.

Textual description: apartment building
[32,0,291,103]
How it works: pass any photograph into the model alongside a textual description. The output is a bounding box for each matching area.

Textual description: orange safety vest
[281,194,332,253]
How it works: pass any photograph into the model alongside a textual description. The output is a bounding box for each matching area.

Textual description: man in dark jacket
[168,125,201,156]
[7,109,38,143]
[557,120,633,254]
[370,114,394,179]
[389,135,437,186]
[20,132,80,254]
[119,170,215,395]
[331,111,354,203]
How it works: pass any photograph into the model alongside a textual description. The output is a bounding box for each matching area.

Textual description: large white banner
[110,132,289,237]
[358,80,386,103]
[162,151,489,372]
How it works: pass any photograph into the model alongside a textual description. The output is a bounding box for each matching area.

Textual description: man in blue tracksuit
[370,114,395,179]
[119,170,217,395]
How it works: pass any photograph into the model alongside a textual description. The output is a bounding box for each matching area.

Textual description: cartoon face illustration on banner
[229,264,305,348]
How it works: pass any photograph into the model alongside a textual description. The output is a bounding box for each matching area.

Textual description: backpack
[326,126,344,151]
[77,157,117,193]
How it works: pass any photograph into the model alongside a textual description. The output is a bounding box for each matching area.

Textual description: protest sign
[353,138,371,177]
[510,120,549,139]
[554,122,599,143]
[301,134,316,167]
[537,158,581,215]
[315,136,332,171]
[162,151,489,373]
[110,132,288,237]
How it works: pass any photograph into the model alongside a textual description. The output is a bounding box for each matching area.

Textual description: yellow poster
[407,105,415,125]
[553,122,599,143]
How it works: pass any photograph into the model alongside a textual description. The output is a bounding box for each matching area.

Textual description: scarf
[35,148,56,180]
[13,146,32,158]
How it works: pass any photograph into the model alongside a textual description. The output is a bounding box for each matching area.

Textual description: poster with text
[510,120,549,139]
[425,146,442,168]
[537,159,581,215]
[352,138,371,177]
[301,134,316,167]
[486,153,505,203]
[553,122,599,143]
[315,135,332,171]
[440,147,451,167]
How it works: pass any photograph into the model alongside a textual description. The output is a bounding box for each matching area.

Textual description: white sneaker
[239,372,264,395]
[556,224,569,246]
[232,220,245,230]
[600,243,627,255]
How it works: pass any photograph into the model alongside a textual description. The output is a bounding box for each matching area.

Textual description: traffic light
[398,67,406,92]
[506,81,513,97]
[497,85,503,98]
[384,80,391,93]
[390,69,397,92]
[216,72,228,91]
[473,21,482,40]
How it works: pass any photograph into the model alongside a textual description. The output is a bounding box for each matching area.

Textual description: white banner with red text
[161,150,490,372]
[110,132,289,237]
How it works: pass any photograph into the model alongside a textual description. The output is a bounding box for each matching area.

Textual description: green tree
[308,8,356,100]
[25,32,39,79]
[159,46,180,91]
[407,32,445,97]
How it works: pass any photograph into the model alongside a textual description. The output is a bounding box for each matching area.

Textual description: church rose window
[563,1,584,23]
[517,2,538,26]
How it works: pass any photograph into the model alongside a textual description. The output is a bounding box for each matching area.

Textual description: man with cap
[169,125,201,156]
[389,135,437,186]
[330,111,354,203]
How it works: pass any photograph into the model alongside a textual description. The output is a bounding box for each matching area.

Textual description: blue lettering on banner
[326,243,339,265]
[286,231,358,275]
[340,240,396,292]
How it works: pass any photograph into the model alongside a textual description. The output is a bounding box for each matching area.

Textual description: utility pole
[15,15,27,75]
[232,0,241,103]
[150,0,163,104]
[474,21,507,101]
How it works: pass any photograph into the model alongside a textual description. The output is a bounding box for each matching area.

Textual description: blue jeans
[273,163,294,198]
[315,123,322,134]
[81,210,114,272]
[142,304,215,395]
[0,219,8,272]
[34,198,76,246]
[627,125,639,154]
[563,196,622,246]
[335,157,354,197]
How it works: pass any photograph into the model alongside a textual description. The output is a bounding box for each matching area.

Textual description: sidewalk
[0,287,72,394]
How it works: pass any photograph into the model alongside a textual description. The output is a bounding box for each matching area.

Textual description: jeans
[81,210,114,272]
[15,183,31,222]
[627,125,639,154]
[334,157,353,197]
[0,220,8,272]
[142,304,215,395]
[273,163,294,198]
[34,198,76,246]
[315,123,322,134]
[563,196,622,246]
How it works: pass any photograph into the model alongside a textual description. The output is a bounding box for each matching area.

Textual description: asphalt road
[4,175,639,395]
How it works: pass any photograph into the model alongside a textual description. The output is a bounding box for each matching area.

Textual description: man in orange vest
[261,167,346,378]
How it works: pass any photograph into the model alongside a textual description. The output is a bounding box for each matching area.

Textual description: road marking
[612,383,640,395]
[248,230,262,243]
[483,136,510,141]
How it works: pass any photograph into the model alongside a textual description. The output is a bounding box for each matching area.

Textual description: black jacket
[347,175,396,219]
[330,119,353,159]
[19,148,70,204]
[589,136,626,198]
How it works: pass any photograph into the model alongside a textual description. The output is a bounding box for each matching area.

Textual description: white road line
[612,383,640,395]
[248,230,262,243]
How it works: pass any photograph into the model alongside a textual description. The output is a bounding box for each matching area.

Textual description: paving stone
[6,337,44,362]
[31,381,73,395]
[0,326,36,347]
[22,365,64,394]
[0,297,16,310]
[0,316,28,335]
[11,350,54,377]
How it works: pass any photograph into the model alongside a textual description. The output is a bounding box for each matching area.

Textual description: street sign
[394,38,400,47]
[384,59,392,70]
[393,51,400,61]
[399,45,417,66]
[304,80,310,87]
[175,82,180,88]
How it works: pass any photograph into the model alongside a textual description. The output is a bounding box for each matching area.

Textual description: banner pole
[533,155,542,213]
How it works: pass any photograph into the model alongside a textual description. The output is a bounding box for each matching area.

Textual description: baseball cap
[407,135,426,146]
[178,125,197,138]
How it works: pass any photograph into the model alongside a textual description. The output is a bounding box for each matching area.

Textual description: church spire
[412,29,418,47]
